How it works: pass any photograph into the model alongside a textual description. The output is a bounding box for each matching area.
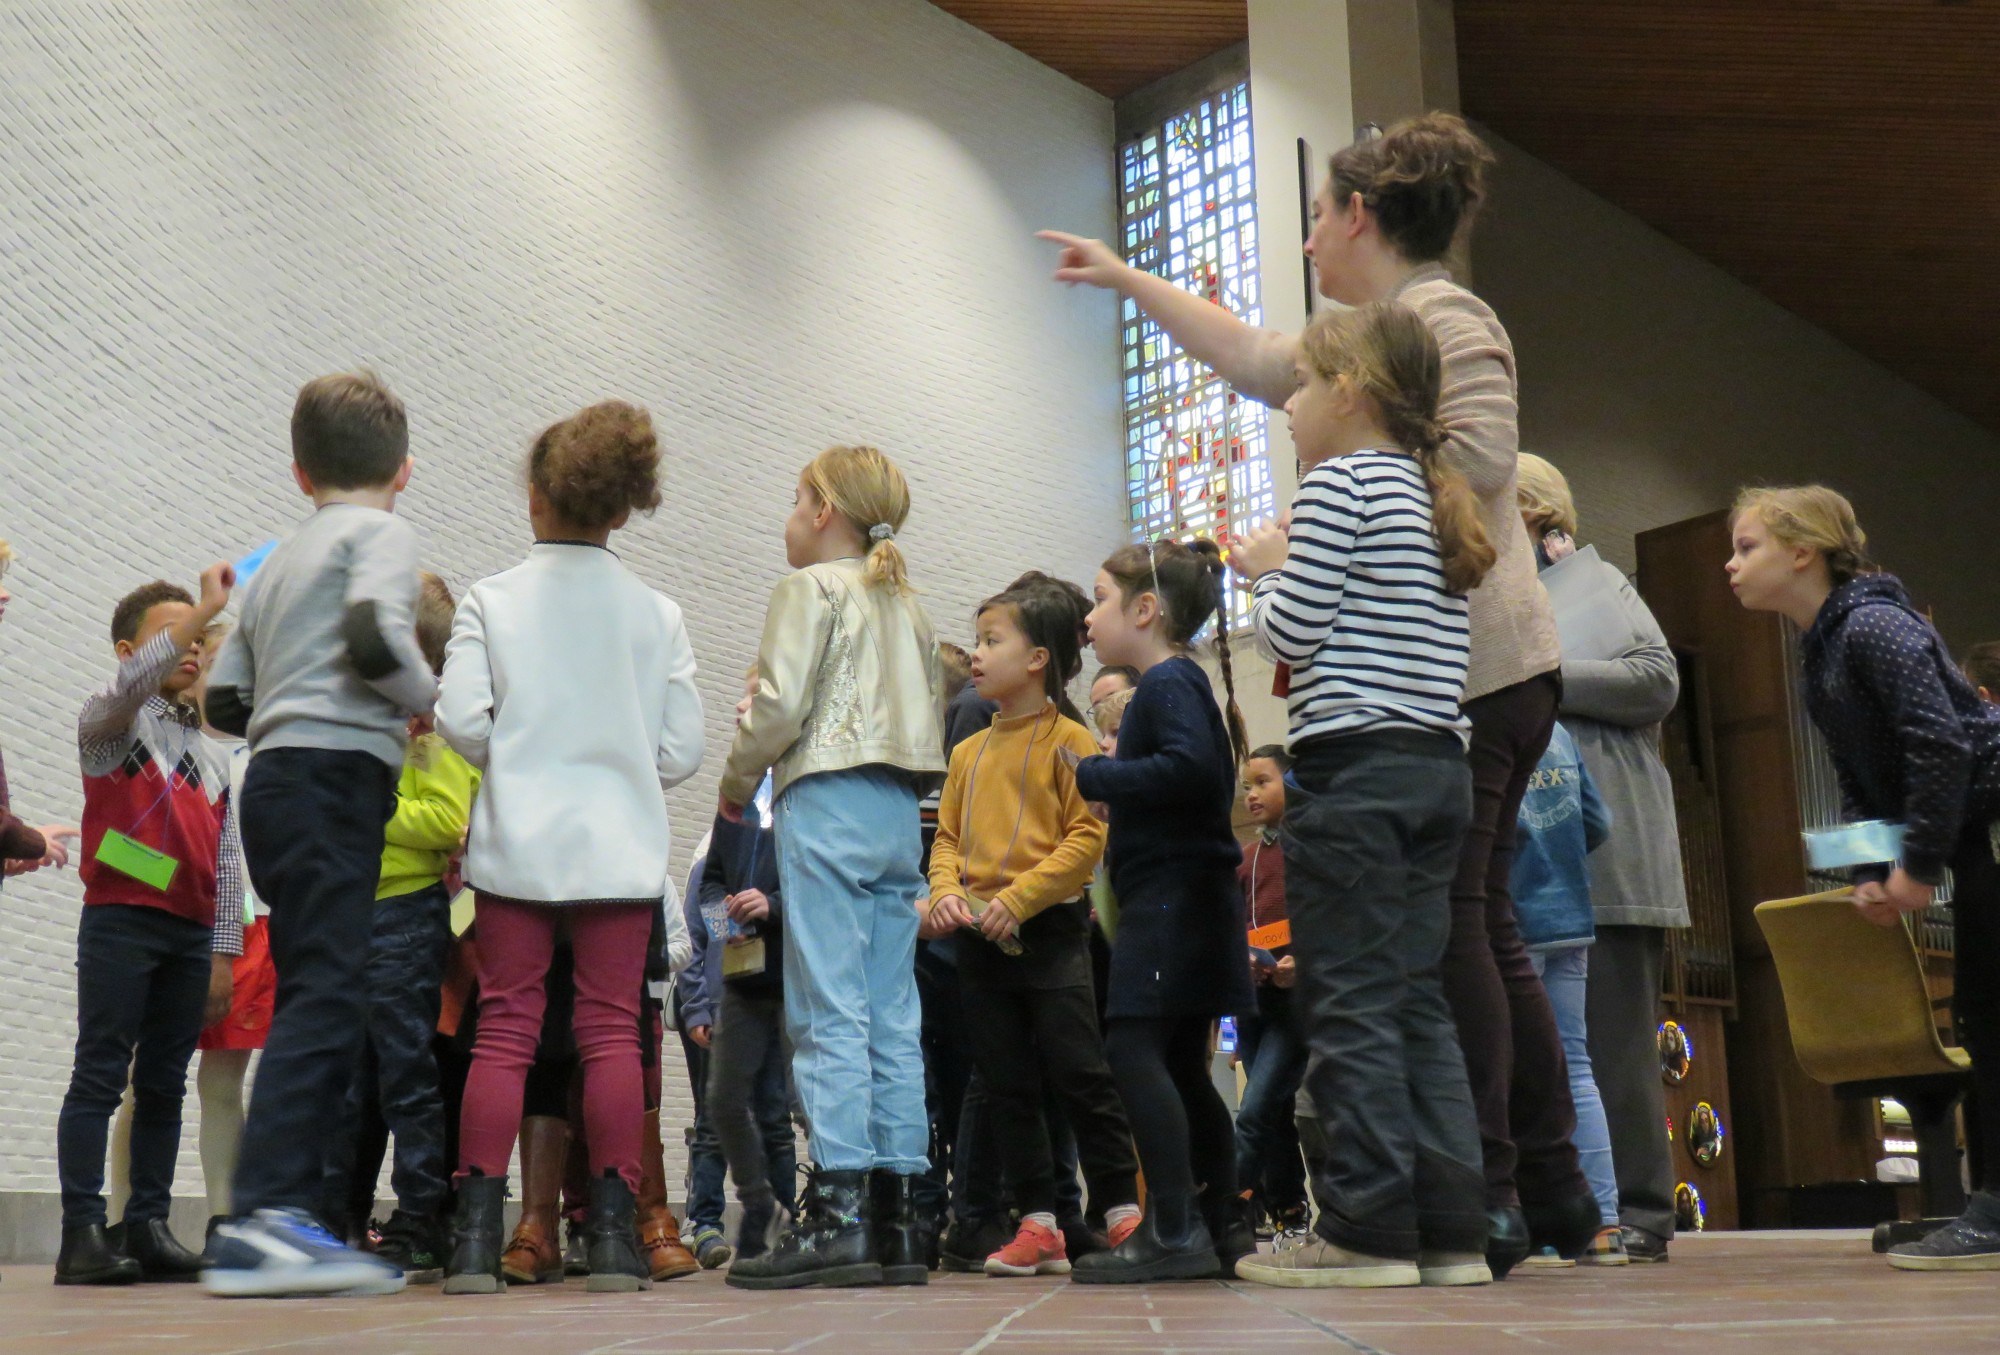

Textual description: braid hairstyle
[1731,485,1874,586]
[1298,301,1497,595]
[1100,538,1250,766]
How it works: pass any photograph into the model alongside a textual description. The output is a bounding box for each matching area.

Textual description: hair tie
[869,523,895,543]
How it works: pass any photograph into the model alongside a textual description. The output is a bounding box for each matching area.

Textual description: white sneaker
[203,1209,406,1297]
[1234,1236,1420,1289]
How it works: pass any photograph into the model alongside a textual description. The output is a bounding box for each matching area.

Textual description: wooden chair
[1754,889,1971,1249]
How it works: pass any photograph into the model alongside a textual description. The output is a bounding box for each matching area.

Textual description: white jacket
[438,542,704,905]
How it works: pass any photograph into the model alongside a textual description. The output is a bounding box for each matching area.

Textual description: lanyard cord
[959,703,1054,897]
[1248,838,1265,930]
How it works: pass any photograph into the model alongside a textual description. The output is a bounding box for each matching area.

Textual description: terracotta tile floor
[5,1232,1997,1355]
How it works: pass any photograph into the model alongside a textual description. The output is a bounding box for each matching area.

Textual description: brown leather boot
[501,1116,568,1284]
[639,1108,699,1280]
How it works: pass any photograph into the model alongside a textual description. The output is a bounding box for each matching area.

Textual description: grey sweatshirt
[207,503,436,769]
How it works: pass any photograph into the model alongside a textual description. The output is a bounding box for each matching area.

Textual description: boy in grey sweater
[201,371,437,1298]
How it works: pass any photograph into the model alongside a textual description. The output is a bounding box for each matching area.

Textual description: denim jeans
[709,984,800,1207]
[675,1003,728,1230]
[774,766,929,1174]
[234,747,397,1215]
[321,883,454,1222]
[1529,945,1618,1227]
[56,904,210,1227]
[1234,986,1309,1215]
[1286,730,1487,1258]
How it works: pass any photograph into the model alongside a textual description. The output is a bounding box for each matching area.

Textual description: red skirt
[198,917,275,1051]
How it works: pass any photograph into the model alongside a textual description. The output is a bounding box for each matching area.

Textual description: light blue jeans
[1529,944,1619,1227]
[774,766,930,1175]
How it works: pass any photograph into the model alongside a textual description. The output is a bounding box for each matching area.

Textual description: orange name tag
[1247,919,1291,951]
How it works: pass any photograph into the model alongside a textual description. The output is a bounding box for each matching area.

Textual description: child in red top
[56,567,236,1286]
[1234,746,1310,1240]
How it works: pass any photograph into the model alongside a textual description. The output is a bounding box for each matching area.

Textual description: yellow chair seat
[1753,889,1968,1087]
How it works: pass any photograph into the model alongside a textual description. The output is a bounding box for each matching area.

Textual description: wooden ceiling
[926,1,1247,99]
[1453,1,2000,435]
[933,0,2000,436]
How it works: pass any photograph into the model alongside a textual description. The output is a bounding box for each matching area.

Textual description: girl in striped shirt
[1229,301,1498,1289]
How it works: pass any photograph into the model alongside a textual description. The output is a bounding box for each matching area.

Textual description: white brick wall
[0,0,1122,1203]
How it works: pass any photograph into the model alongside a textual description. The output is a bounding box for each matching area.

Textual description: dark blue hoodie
[1800,573,2000,884]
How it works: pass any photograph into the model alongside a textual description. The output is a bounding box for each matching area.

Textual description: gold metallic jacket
[721,557,946,806]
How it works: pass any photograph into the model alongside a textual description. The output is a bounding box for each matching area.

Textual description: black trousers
[233,746,396,1216]
[321,882,454,1222]
[56,903,209,1227]
[960,978,1138,1216]
[1584,925,1677,1240]
[1445,673,1586,1210]
[1103,1015,1233,1210]
[1951,829,2000,1194]
[1286,730,1488,1259]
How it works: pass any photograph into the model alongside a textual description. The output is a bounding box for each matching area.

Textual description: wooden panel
[927,1,1247,97]
[1455,0,2000,433]
[1662,1003,1740,1231]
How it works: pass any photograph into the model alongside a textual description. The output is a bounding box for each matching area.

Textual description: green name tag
[95,829,179,892]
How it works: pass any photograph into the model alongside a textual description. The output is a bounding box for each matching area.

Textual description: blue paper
[1802,820,1905,871]
[234,539,278,585]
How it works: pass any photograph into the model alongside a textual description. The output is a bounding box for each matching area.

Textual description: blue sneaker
[202,1208,406,1297]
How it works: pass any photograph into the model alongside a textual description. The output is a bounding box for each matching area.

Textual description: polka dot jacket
[1800,573,2000,885]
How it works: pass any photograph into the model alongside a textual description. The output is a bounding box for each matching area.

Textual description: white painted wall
[0,0,1122,1217]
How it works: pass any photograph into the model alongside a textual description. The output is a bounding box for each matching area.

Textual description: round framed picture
[1675,1181,1706,1233]
[1687,1101,1725,1167]
[1659,1020,1692,1085]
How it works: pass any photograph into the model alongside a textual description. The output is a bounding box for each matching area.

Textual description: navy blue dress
[1075,656,1253,1020]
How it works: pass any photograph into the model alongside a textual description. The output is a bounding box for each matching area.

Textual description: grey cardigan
[1555,556,1690,931]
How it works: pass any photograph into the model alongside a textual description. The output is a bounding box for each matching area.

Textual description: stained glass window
[1117,80,1271,629]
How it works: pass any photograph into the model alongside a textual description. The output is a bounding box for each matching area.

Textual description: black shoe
[939,1212,1013,1273]
[55,1223,143,1286]
[1619,1225,1670,1263]
[727,1168,881,1291]
[868,1170,928,1286]
[1485,1206,1531,1280]
[375,1208,446,1285]
[1889,1199,2000,1271]
[1524,1187,1603,1261]
[121,1217,204,1281]
[1203,1190,1259,1273]
[563,1222,591,1276]
[443,1170,509,1295]
[1072,1194,1219,1285]
[736,1191,779,1263]
[1059,1213,1108,1261]
[582,1170,653,1293]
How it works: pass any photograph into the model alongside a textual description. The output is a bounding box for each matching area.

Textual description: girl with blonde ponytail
[719,443,946,1291]
[1729,485,2000,1272]
[1227,301,1493,1289]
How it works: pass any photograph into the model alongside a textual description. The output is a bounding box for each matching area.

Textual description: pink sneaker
[984,1219,1071,1276]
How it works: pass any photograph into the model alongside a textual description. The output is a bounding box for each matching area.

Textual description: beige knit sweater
[1391,265,1561,701]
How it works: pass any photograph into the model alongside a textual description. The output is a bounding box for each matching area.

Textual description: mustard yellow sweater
[378,733,480,901]
[928,705,1105,922]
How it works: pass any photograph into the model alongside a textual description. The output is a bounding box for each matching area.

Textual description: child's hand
[205,955,235,1028]
[689,1025,712,1049]
[1272,955,1298,990]
[978,901,1020,944]
[922,894,975,939]
[3,857,40,878]
[1228,521,1290,581]
[718,794,745,825]
[407,713,435,739]
[197,562,236,618]
[727,889,771,925]
[35,825,80,870]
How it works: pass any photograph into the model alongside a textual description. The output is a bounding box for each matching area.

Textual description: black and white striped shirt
[1250,449,1472,748]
